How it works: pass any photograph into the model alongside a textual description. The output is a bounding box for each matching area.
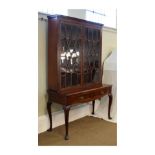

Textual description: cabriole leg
[63,105,71,140]
[47,101,52,131]
[108,94,113,119]
[92,100,95,115]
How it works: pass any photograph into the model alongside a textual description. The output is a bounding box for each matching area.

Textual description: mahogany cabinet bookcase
[46,15,113,140]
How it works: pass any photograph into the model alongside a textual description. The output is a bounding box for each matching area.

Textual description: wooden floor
[38,116,117,146]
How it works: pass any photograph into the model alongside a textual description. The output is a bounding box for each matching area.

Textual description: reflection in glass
[84,28,101,84]
[60,23,81,88]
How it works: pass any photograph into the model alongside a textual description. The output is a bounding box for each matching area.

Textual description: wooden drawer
[48,85,112,105]
[67,87,110,104]
[91,89,106,97]
[67,92,91,104]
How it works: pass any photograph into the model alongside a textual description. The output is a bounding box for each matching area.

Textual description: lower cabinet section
[46,84,113,140]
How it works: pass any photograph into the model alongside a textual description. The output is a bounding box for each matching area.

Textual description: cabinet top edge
[47,14,103,27]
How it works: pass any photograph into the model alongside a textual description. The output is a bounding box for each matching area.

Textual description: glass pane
[84,28,101,84]
[60,23,81,88]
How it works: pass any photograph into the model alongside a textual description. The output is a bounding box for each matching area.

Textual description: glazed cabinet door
[83,26,102,85]
[59,22,82,89]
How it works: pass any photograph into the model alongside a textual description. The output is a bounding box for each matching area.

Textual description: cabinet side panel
[48,19,58,90]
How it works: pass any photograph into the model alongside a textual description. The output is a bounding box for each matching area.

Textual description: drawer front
[67,88,109,104]
[67,93,91,104]
[92,89,106,97]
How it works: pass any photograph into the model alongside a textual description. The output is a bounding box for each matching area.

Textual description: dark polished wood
[92,100,95,115]
[47,101,52,131]
[46,15,113,140]
[108,94,113,119]
[47,84,113,139]
[63,105,71,140]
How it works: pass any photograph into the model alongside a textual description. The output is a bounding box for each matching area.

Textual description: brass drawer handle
[79,96,84,99]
